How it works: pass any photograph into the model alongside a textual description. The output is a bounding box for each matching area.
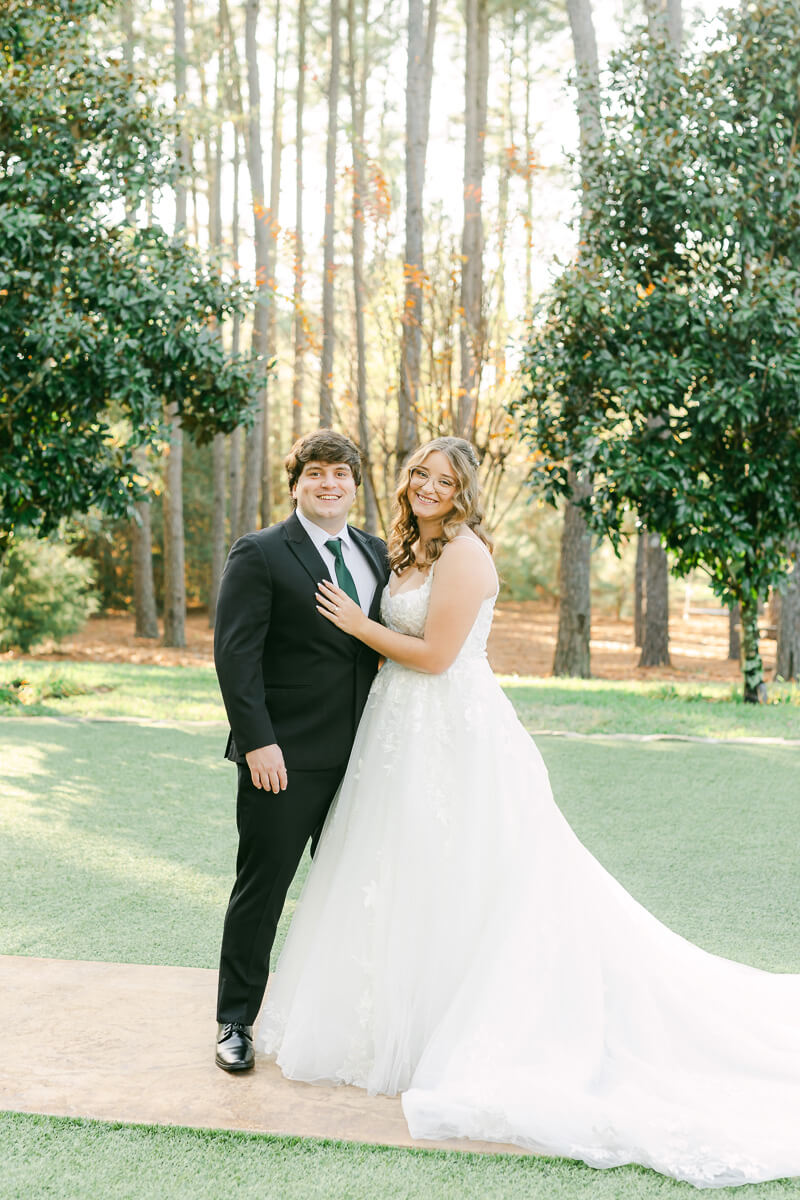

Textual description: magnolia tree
[0,0,262,551]
[515,0,800,701]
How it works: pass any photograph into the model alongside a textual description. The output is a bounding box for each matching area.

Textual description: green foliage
[0,661,221,721]
[0,0,263,543]
[516,2,800,642]
[494,502,564,602]
[0,536,97,652]
[74,437,218,610]
[496,501,639,611]
[0,671,90,708]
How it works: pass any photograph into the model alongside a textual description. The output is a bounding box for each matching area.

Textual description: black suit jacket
[214,511,389,771]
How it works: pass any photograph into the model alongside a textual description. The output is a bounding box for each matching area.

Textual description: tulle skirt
[257,656,800,1187]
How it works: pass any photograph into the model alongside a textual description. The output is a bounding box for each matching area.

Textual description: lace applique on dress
[257,535,800,1188]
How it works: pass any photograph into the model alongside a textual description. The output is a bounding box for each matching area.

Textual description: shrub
[0,672,92,707]
[0,537,98,653]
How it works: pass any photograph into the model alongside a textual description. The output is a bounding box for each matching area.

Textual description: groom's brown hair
[285,429,363,502]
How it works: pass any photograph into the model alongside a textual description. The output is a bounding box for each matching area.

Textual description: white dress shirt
[295,509,378,612]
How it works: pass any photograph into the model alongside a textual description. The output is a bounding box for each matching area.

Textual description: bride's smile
[407,450,458,527]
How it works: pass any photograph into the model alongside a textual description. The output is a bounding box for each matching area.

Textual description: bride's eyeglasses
[409,466,457,496]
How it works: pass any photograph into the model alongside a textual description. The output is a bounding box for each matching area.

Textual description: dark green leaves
[516,0,800,613]
[0,0,263,539]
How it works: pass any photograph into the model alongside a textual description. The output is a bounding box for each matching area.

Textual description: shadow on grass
[1,720,799,975]
[0,719,313,968]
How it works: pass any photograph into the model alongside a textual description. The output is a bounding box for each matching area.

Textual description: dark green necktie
[324,537,360,606]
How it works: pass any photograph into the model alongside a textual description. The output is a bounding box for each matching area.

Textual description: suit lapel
[282,511,329,587]
[350,526,388,621]
[349,526,387,587]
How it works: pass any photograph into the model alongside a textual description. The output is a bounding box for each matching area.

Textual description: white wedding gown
[257,550,800,1188]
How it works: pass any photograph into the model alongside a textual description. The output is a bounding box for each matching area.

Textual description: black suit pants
[216,761,346,1024]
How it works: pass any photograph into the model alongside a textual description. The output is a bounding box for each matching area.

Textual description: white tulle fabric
[257,553,800,1188]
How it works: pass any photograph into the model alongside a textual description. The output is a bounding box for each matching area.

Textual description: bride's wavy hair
[388,437,493,573]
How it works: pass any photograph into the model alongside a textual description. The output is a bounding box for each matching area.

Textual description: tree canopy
[515,0,800,697]
[0,0,262,545]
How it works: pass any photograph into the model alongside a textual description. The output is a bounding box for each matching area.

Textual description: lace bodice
[380,553,497,669]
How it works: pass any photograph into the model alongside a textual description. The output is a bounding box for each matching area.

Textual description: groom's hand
[245,744,288,793]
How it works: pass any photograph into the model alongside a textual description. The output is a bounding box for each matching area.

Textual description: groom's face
[293,460,357,531]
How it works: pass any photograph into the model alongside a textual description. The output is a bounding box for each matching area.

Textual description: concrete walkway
[0,955,524,1156]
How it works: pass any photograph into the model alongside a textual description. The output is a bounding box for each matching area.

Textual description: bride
[256,436,800,1189]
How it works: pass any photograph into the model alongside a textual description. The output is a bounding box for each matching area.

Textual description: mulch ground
[4,602,772,685]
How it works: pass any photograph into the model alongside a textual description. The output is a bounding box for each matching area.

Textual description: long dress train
[256,550,800,1188]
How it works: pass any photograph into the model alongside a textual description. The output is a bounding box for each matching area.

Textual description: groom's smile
[293,459,358,532]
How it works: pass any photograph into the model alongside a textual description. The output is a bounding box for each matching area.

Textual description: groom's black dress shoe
[215,1022,255,1072]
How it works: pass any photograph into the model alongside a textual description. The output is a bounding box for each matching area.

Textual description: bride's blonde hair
[388,437,493,574]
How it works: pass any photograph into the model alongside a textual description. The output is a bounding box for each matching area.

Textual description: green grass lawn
[3,658,799,738]
[4,1113,800,1200]
[502,675,800,740]
[1,718,799,970]
[0,661,225,722]
[2,677,800,1198]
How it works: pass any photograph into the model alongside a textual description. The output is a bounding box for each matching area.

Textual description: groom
[213,429,388,1071]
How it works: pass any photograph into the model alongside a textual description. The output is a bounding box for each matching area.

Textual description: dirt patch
[489,603,774,683]
[1,603,772,684]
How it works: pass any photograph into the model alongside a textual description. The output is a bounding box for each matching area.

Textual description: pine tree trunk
[131,500,159,638]
[565,0,601,208]
[741,591,767,702]
[228,424,243,541]
[457,0,488,438]
[228,115,243,541]
[768,587,781,632]
[242,0,267,531]
[556,0,600,676]
[123,4,158,640]
[174,0,189,229]
[636,4,679,667]
[347,0,379,532]
[320,0,341,427]
[553,469,591,678]
[638,531,670,666]
[162,403,186,647]
[728,601,741,660]
[163,0,188,648]
[292,0,306,440]
[209,434,227,626]
[643,0,682,48]
[644,0,667,41]
[207,6,226,627]
[523,17,533,313]
[634,530,645,647]
[493,11,513,391]
[219,0,245,534]
[775,542,800,681]
[240,390,263,531]
[261,0,282,526]
[398,0,437,469]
